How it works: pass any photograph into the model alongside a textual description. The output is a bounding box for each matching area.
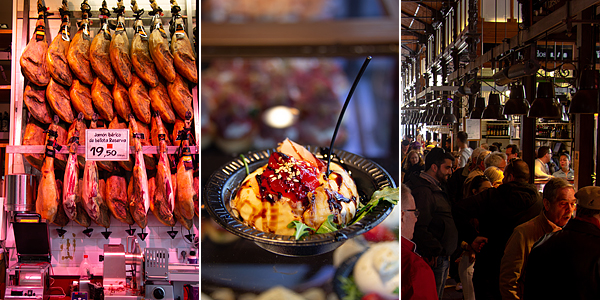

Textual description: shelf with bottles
[535,123,571,140]
[483,123,510,137]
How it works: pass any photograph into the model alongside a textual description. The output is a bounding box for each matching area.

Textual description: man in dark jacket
[406,147,456,300]
[524,186,600,299]
[453,159,542,300]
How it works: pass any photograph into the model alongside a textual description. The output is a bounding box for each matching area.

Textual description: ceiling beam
[402,44,417,56]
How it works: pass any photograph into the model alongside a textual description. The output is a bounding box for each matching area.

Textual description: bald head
[504,159,530,183]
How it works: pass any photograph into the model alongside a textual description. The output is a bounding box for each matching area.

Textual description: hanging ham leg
[129,114,150,228]
[91,77,115,122]
[47,1,73,86]
[67,115,87,169]
[82,114,111,228]
[167,74,193,120]
[66,3,94,85]
[23,118,46,171]
[24,83,53,124]
[149,82,176,124]
[129,74,152,124]
[130,9,159,87]
[21,12,51,87]
[169,4,197,83]
[175,112,197,220]
[47,78,75,124]
[106,168,134,225]
[113,80,132,120]
[151,113,176,226]
[109,117,134,171]
[36,116,62,223]
[148,3,176,83]
[70,79,95,120]
[63,113,84,221]
[110,6,132,86]
[90,1,115,86]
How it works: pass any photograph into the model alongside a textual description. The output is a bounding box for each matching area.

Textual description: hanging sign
[85,129,130,161]
[465,119,481,140]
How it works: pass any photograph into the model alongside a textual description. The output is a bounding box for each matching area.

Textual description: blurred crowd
[401,131,599,300]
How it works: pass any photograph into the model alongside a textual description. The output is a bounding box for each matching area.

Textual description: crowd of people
[401,132,600,300]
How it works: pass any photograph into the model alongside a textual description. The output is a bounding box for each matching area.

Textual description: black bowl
[203,146,396,257]
[332,252,364,299]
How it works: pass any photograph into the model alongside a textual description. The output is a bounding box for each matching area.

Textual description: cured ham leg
[129,114,150,228]
[110,1,132,86]
[167,74,193,120]
[169,1,197,83]
[91,77,115,121]
[175,112,197,220]
[20,7,51,87]
[131,3,158,87]
[47,1,73,86]
[148,0,176,82]
[106,169,134,225]
[24,83,53,124]
[90,1,115,86]
[113,81,132,120]
[67,115,88,169]
[23,118,46,171]
[149,82,176,124]
[63,113,91,227]
[66,1,94,85]
[70,79,95,120]
[47,78,75,123]
[82,114,111,228]
[151,113,176,226]
[129,74,152,124]
[36,116,62,223]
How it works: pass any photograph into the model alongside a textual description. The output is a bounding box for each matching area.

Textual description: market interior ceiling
[401,0,446,62]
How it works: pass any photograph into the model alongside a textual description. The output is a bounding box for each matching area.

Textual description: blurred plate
[203,146,396,257]
[332,252,363,299]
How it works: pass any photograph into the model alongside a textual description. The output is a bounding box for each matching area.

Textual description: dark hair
[537,146,551,159]
[543,177,574,203]
[402,140,410,146]
[559,152,571,161]
[575,206,600,217]
[425,148,455,171]
[489,145,498,152]
[469,175,491,196]
[505,159,530,182]
[457,131,468,144]
[506,144,520,156]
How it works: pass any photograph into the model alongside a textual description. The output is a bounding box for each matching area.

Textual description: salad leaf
[338,275,362,300]
[287,220,314,240]
[316,215,339,233]
[240,154,250,175]
[351,186,399,225]
[393,286,399,294]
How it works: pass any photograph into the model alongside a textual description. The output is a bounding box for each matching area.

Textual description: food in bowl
[231,138,358,235]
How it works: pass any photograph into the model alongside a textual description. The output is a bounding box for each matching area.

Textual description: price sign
[85,129,130,161]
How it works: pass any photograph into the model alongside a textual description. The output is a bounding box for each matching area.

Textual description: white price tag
[85,129,130,161]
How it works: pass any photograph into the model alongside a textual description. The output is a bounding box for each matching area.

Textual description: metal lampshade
[482,93,507,120]
[441,105,457,124]
[426,106,436,124]
[470,97,486,119]
[569,69,599,114]
[503,84,530,115]
[528,81,561,119]
[434,105,445,123]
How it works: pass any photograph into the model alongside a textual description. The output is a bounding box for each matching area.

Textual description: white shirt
[458,147,473,168]
[535,158,553,179]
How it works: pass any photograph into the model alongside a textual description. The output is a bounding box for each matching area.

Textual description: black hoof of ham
[184,233,195,243]
[56,228,67,238]
[126,228,136,236]
[167,230,178,239]
[83,228,93,237]
[101,231,112,239]
[138,232,148,241]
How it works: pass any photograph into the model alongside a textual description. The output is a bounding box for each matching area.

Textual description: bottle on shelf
[79,254,91,280]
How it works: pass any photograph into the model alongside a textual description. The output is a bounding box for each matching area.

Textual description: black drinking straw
[326,56,372,176]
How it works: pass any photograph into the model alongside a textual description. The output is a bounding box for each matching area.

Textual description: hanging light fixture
[482,93,507,120]
[441,103,457,124]
[434,103,445,124]
[426,104,437,124]
[503,84,530,115]
[470,96,486,119]
[568,69,599,114]
[528,81,562,119]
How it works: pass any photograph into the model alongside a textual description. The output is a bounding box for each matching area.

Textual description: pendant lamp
[503,84,530,115]
[441,105,457,125]
[528,81,561,119]
[434,104,445,123]
[470,97,486,119]
[482,93,507,120]
[568,69,599,114]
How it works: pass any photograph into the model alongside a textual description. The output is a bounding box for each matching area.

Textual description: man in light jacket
[498,178,575,299]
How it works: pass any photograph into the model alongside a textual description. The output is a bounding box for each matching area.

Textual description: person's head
[469,175,493,197]
[411,141,422,152]
[401,183,418,239]
[457,131,468,147]
[505,144,520,160]
[559,153,571,171]
[484,166,504,187]
[404,150,423,168]
[402,139,410,154]
[470,147,484,167]
[445,138,452,149]
[575,186,600,221]
[425,148,455,183]
[488,145,498,152]
[476,150,492,171]
[543,178,576,227]
[480,143,489,150]
[503,159,530,184]
[484,151,508,171]
[537,146,552,163]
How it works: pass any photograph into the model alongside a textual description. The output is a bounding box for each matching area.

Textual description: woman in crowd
[484,166,504,188]
[401,150,424,183]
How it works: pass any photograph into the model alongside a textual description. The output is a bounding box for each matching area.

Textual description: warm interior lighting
[262,106,299,128]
